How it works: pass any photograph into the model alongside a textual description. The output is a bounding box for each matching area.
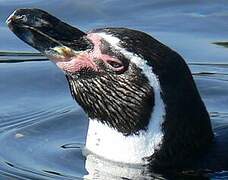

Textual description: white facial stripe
[98,33,160,90]
[85,32,165,164]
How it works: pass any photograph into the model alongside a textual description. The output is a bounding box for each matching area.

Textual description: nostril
[15,15,27,22]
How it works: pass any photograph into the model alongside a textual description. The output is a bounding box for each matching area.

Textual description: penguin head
[7,9,158,135]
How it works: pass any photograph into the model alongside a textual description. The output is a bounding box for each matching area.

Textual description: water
[0,0,228,179]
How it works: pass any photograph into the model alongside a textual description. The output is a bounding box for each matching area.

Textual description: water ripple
[0,105,75,133]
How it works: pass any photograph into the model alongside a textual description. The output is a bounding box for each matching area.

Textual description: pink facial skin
[54,33,124,73]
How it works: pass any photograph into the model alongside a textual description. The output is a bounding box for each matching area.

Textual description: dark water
[0,1,228,179]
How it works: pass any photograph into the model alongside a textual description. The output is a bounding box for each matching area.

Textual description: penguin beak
[6,8,92,61]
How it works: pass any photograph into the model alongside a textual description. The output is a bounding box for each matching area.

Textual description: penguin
[6,8,228,175]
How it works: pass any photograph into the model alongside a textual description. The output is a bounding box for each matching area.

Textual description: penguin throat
[67,68,155,135]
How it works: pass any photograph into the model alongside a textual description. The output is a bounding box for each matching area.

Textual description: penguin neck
[85,94,165,164]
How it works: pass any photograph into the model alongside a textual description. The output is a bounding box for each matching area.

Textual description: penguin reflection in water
[7,8,228,179]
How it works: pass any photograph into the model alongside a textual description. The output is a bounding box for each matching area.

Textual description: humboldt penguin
[7,8,228,174]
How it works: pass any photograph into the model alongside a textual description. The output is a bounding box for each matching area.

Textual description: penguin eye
[108,61,122,68]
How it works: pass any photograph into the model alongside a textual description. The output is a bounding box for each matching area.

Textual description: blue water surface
[0,0,228,179]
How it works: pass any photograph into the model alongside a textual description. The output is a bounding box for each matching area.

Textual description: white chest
[85,116,164,164]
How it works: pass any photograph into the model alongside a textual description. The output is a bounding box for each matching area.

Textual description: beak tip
[6,9,18,27]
